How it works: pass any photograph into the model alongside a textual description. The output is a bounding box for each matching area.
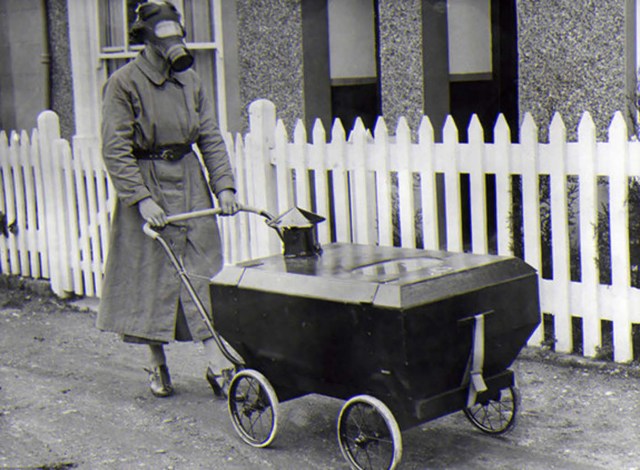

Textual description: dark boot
[146,364,174,397]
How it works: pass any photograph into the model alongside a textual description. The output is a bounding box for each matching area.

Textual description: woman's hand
[218,189,239,215]
[138,197,168,227]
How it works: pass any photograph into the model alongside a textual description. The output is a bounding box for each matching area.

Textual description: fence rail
[2,101,640,363]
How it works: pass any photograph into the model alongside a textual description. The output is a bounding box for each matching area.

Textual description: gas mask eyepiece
[131,2,194,72]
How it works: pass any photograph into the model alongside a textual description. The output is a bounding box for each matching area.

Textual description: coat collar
[133,49,186,86]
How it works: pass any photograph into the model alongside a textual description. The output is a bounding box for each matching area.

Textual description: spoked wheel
[337,395,403,470]
[227,369,279,448]
[464,385,519,435]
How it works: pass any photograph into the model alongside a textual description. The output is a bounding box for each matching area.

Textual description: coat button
[180,227,187,233]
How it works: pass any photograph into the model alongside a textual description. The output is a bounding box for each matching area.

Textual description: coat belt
[133,144,193,162]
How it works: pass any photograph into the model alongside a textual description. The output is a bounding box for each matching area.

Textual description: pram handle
[142,205,275,239]
[141,204,276,368]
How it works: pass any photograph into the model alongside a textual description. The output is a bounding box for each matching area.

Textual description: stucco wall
[0,0,46,132]
[377,0,425,135]
[236,0,304,134]
[517,0,634,142]
[0,1,10,131]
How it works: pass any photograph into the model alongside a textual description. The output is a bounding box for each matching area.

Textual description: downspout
[41,0,51,109]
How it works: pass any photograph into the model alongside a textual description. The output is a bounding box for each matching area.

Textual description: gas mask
[130,1,194,72]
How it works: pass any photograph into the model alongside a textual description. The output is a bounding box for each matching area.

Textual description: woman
[97,1,236,398]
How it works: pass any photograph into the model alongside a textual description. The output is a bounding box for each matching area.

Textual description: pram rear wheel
[337,395,402,470]
[227,369,279,448]
[464,385,519,435]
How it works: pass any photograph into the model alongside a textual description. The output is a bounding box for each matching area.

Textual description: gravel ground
[1,276,639,470]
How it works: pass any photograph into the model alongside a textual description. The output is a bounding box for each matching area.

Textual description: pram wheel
[337,395,402,470]
[464,385,519,435]
[227,369,279,448]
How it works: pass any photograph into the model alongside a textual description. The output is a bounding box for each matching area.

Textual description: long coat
[96,50,235,343]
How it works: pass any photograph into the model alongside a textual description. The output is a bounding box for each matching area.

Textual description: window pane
[99,0,146,49]
[99,0,124,49]
[193,50,219,117]
[447,0,492,75]
[183,0,214,43]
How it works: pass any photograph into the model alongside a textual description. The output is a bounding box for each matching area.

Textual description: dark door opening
[331,80,380,132]
[328,0,381,133]
[449,0,518,143]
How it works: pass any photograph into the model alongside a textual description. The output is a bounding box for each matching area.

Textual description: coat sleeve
[101,73,151,207]
[194,74,236,196]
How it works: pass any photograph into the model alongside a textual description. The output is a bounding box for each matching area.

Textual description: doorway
[448,0,518,142]
[327,0,381,132]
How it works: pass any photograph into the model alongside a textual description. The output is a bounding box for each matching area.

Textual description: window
[97,0,228,131]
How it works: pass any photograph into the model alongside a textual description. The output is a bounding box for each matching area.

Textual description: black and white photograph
[1,0,639,468]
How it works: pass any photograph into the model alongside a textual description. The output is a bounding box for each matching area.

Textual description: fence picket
[230,133,248,262]
[57,140,82,295]
[275,120,292,215]
[293,120,311,210]
[547,113,572,353]
[329,119,351,243]
[82,141,104,296]
[221,132,238,263]
[247,100,279,258]
[373,118,393,247]
[417,116,438,250]
[520,113,543,346]
[72,141,94,296]
[443,116,463,252]
[10,132,29,275]
[494,115,513,256]
[607,112,633,362]
[351,118,374,245]
[21,131,39,277]
[311,119,332,244]
[468,115,488,254]
[4,132,19,274]
[10,131,28,275]
[397,117,416,248]
[30,128,49,279]
[37,111,66,294]
[0,132,8,274]
[577,112,601,358]
[96,157,114,286]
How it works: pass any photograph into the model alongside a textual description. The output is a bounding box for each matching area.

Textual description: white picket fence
[2,99,640,363]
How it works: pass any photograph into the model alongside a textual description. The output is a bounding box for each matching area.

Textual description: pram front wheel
[464,385,519,435]
[227,369,279,448]
[337,394,403,470]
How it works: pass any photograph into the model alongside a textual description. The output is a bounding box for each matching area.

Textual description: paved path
[1,283,639,469]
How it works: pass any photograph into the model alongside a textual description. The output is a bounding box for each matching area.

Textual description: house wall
[235,0,305,134]
[47,0,75,141]
[0,0,47,132]
[517,0,636,141]
[377,0,425,135]
[0,2,10,131]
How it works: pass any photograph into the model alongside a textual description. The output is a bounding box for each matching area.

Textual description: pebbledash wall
[377,0,426,136]
[41,1,637,143]
[236,0,306,136]
[48,0,75,141]
[517,0,636,142]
